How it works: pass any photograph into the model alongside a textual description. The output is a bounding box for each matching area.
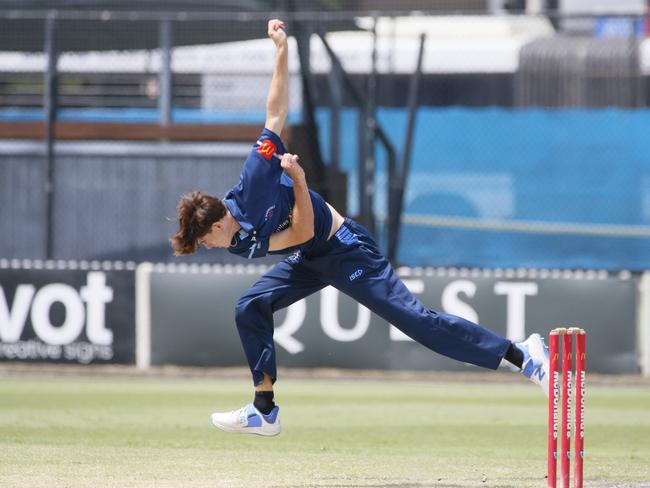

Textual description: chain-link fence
[1,8,650,269]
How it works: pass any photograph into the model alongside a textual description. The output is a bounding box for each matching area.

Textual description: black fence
[1,9,650,268]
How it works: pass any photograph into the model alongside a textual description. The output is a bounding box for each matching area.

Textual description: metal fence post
[388,33,425,263]
[327,60,342,170]
[44,11,58,260]
[359,15,377,236]
[159,18,173,126]
[628,15,643,108]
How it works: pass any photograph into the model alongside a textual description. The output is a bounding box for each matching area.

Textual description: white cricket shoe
[210,403,281,436]
[517,333,550,397]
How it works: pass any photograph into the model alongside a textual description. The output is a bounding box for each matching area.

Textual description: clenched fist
[267,19,287,47]
[280,153,305,182]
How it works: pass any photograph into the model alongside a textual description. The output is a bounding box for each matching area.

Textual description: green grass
[1,374,649,487]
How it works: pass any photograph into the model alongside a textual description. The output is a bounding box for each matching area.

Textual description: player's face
[198,213,237,250]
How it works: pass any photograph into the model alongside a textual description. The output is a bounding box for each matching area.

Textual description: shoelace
[235,406,249,426]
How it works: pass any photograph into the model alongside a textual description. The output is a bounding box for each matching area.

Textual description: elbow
[268,105,288,119]
[265,114,287,137]
[266,111,288,128]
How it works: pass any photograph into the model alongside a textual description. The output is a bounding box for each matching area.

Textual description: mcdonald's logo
[257,139,277,160]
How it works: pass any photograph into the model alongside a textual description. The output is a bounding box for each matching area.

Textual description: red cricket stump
[547,330,561,488]
[548,327,586,488]
[573,330,586,488]
[561,331,573,488]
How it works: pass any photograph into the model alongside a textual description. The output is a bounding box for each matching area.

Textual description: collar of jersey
[223,196,254,234]
[230,229,250,247]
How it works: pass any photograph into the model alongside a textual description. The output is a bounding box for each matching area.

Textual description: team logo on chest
[264,205,275,221]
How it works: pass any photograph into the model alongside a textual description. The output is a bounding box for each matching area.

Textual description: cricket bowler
[170,19,549,436]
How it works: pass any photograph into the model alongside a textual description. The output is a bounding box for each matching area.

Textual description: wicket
[547,327,586,488]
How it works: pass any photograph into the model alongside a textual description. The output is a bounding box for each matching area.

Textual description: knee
[234,295,252,323]
[235,293,270,326]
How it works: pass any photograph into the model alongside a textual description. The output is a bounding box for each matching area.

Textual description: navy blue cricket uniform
[224,129,512,386]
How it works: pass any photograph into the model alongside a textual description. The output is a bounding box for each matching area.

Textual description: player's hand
[267,19,287,47]
[280,153,305,182]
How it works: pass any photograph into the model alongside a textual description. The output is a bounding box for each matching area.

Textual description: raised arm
[269,153,314,252]
[265,19,289,136]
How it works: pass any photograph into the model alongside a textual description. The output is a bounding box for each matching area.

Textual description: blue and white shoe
[517,333,550,397]
[210,403,281,436]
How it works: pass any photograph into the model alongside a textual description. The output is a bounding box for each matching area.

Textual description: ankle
[254,390,275,415]
[504,343,524,369]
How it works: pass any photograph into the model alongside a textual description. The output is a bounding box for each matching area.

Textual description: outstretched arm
[269,153,314,251]
[265,19,289,136]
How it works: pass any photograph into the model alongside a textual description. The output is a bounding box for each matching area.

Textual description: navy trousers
[235,219,512,385]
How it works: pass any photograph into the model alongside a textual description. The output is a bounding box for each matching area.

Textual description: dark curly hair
[170,191,227,255]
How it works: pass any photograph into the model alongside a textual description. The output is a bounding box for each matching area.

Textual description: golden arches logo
[257,140,277,160]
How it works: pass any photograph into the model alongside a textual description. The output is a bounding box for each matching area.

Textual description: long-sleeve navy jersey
[223,128,332,259]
